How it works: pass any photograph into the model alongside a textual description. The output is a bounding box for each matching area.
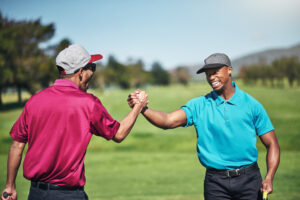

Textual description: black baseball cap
[197,53,231,74]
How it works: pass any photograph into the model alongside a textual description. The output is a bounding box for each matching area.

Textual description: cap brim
[196,63,226,74]
[88,54,103,63]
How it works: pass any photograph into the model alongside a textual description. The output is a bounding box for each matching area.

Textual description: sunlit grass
[1,82,300,199]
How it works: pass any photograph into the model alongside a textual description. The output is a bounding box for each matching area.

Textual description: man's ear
[78,68,84,81]
[228,66,233,76]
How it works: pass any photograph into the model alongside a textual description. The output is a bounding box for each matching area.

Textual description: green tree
[127,60,152,88]
[151,62,170,85]
[55,38,72,55]
[272,58,288,87]
[281,56,299,87]
[104,56,130,89]
[1,13,55,103]
[0,13,14,105]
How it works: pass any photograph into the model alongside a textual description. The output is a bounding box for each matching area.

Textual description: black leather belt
[31,181,83,191]
[206,162,259,178]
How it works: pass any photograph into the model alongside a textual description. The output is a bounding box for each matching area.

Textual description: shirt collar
[53,79,79,90]
[212,81,240,106]
[227,82,240,105]
[212,90,225,106]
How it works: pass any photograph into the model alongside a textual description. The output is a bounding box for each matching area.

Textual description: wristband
[141,106,148,114]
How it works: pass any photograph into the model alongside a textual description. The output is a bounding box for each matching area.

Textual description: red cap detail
[89,54,103,63]
[60,70,66,75]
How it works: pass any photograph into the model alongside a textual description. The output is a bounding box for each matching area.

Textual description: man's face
[205,66,232,91]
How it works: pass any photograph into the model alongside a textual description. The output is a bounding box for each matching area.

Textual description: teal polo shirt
[181,82,274,169]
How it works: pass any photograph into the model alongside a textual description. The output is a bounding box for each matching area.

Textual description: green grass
[1,81,300,199]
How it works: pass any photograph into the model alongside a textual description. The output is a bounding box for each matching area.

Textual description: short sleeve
[10,106,28,143]
[253,102,274,136]
[90,98,120,140]
[180,99,198,127]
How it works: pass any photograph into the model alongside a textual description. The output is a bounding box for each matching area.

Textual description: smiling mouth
[211,81,221,88]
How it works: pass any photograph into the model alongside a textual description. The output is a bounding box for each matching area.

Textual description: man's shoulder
[188,96,205,103]
[26,86,100,107]
[25,86,53,105]
[238,89,262,107]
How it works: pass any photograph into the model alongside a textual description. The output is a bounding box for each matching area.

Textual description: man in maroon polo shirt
[1,44,148,200]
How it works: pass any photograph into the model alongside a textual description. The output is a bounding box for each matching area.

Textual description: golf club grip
[262,191,268,200]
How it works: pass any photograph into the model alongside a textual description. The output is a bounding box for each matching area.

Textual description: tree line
[0,12,190,106]
[91,57,190,90]
[238,56,300,87]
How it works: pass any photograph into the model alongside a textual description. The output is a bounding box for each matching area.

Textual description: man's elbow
[11,140,26,151]
[160,121,178,130]
[160,125,170,130]
[112,133,125,143]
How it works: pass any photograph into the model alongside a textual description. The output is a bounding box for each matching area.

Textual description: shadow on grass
[133,132,154,139]
[0,101,27,111]
[0,137,12,154]
[114,145,135,151]
[1,137,12,144]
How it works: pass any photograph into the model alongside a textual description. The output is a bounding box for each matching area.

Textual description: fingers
[1,190,13,200]
[127,91,140,108]
[260,179,273,195]
[137,91,149,107]
[127,89,149,109]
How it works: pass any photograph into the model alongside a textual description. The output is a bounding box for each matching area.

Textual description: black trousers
[28,182,88,200]
[204,163,263,200]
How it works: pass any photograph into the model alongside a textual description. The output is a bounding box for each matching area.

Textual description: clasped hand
[127,89,149,109]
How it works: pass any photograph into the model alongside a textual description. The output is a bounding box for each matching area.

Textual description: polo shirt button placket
[224,102,229,122]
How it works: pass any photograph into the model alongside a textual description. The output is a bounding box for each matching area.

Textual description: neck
[60,74,80,87]
[216,80,235,100]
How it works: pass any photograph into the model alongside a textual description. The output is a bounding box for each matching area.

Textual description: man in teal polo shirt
[128,53,280,200]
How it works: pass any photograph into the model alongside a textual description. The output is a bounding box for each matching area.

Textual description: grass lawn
[1,151,300,200]
[1,81,300,199]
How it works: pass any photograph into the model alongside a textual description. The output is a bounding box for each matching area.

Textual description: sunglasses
[74,63,96,73]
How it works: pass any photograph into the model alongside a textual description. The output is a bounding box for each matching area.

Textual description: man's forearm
[127,89,186,130]
[142,108,187,129]
[113,104,143,142]
[6,141,25,187]
[265,141,280,181]
[142,107,170,129]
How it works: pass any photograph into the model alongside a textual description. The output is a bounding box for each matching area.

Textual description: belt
[206,162,259,178]
[31,181,83,191]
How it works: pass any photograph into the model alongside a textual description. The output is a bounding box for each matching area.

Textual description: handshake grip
[127,89,149,109]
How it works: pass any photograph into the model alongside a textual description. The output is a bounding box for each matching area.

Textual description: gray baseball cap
[56,44,103,74]
[196,53,231,74]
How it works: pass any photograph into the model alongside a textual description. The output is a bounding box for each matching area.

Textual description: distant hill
[231,43,300,73]
[184,43,300,80]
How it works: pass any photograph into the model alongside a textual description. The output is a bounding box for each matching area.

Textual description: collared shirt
[10,79,120,187]
[181,82,274,169]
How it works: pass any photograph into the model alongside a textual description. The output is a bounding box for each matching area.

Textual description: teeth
[212,82,220,86]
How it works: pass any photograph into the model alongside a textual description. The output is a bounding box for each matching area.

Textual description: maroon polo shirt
[10,79,120,187]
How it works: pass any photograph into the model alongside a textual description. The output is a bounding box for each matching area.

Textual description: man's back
[14,80,95,186]
[10,79,120,187]
[2,44,148,200]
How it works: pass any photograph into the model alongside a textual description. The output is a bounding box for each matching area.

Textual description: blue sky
[1,0,300,69]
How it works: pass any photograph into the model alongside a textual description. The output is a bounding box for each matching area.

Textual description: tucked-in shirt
[181,82,274,169]
[10,79,120,187]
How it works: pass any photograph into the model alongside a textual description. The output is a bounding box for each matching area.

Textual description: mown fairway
[1,81,300,199]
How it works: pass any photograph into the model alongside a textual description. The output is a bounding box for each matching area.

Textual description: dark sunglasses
[74,63,96,73]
